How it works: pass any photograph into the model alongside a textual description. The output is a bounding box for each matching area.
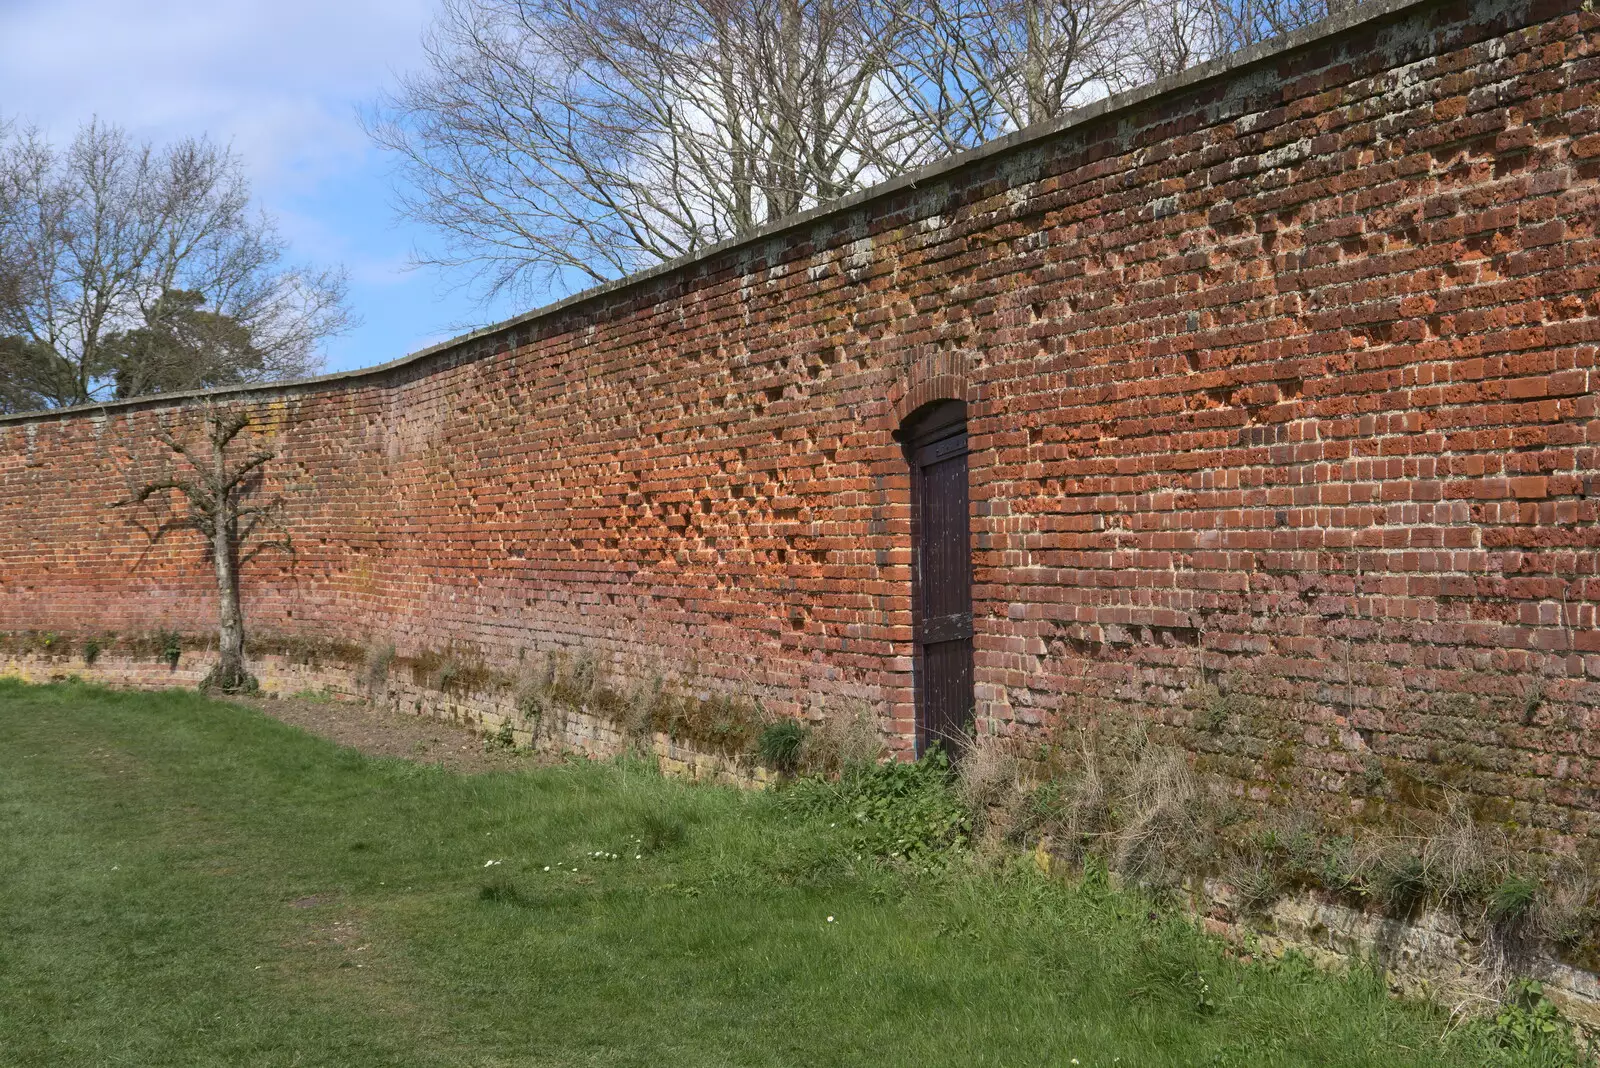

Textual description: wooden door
[905,403,973,755]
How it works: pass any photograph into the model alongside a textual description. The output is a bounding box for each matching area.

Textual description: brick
[4,0,1600,836]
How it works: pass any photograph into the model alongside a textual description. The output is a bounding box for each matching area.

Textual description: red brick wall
[5,0,1600,836]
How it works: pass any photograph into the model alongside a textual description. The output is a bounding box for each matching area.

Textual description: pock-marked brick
[3,0,1599,840]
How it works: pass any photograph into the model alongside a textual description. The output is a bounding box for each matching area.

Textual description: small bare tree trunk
[210,516,251,693]
[203,410,254,694]
[124,405,286,696]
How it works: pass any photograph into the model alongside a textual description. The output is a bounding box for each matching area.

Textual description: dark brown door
[904,402,973,756]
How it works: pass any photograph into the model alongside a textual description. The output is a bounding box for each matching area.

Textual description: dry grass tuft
[799,701,885,777]
[1016,722,1211,891]
[1537,860,1598,942]
[1109,738,1203,887]
[362,642,395,694]
[956,730,1025,851]
[617,672,664,742]
[1060,740,1114,859]
[1420,797,1507,906]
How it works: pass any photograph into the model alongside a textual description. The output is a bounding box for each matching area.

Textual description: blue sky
[0,0,525,374]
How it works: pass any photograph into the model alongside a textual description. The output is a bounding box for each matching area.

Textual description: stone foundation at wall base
[1186,878,1600,1031]
[0,652,771,790]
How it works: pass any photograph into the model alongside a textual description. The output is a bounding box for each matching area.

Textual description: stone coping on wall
[0,0,1431,428]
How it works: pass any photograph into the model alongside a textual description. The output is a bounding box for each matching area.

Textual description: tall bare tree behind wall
[884,0,1143,153]
[368,0,1356,301]
[0,120,354,413]
[365,0,929,296]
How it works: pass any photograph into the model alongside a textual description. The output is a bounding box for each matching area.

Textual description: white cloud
[0,0,531,371]
[0,0,431,196]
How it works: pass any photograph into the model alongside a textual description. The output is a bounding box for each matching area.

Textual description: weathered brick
[3,0,1599,837]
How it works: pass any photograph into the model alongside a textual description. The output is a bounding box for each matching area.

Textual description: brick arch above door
[885,351,975,430]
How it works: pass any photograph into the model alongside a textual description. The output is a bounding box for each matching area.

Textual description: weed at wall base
[782,750,969,870]
[952,720,1600,1023]
[796,701,885,778]
[484,719,518,753]
[756,719,807,776]
[363,642,395,692]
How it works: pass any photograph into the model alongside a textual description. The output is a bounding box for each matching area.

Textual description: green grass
[0,679,1568,1066]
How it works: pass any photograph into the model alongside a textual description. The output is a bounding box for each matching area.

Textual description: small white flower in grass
[543,866,551,872]
[826,915,835,923]
[483,859,501,867]
[634,855,641,860]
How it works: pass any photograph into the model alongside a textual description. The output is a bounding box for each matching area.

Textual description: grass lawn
[0,679,1564,1067]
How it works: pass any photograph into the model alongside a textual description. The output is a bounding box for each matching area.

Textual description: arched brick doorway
[897,399,973,755]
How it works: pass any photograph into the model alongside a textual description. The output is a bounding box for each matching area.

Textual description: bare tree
[884,0,1143,154]
[0,116,16,298]
[364,0,932,297]
[120,405,290,694]
[1204,0,1348,52]
[869,0,1357,150]
[0,120,353,412]
[371,0,1363,298]
[1111,0,1351,86]
[369,0,1364,300]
